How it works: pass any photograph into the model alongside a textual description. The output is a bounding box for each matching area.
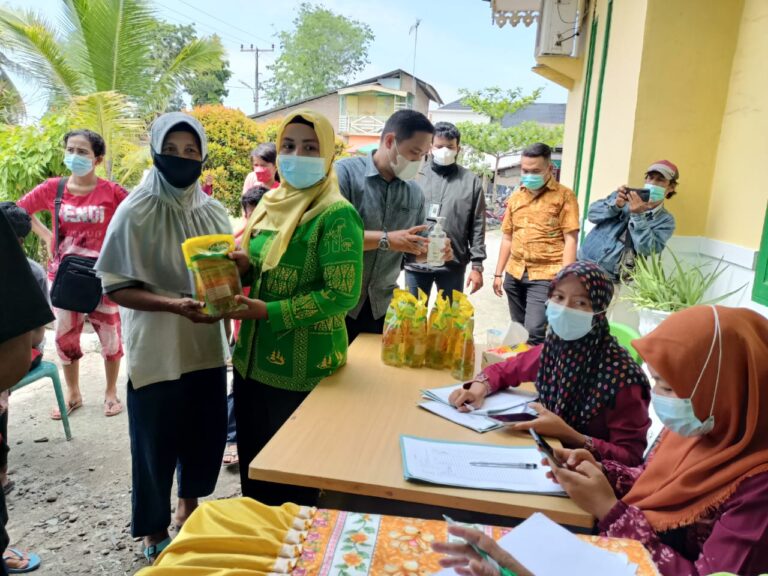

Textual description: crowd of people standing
[1,103,766,576]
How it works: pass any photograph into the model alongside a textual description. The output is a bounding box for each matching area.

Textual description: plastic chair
[11,361,72,440]
[609,322,643,364]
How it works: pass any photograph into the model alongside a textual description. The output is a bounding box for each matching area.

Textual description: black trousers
[345,298,385,344]
[233,371,317,506]
[127,367,227,537]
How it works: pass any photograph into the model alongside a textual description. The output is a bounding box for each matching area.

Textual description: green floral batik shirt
[232,200,363,391]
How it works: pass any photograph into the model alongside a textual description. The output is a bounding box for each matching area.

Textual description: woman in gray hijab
[96,112,230,561]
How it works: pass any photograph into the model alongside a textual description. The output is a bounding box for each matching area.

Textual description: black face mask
[152,152,203,188]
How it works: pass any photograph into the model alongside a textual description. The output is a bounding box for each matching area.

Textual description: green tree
[190,105,280,214]
[0,1,225,111]
[148,22,232,110]
[456,87,564,201]
[0,112,69,261]
[0,53,24,123]
[264,2,374,106]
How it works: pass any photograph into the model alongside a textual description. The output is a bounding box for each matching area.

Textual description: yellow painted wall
[630,0,743,236]
[585,0,646,204]
[706,0,768,248]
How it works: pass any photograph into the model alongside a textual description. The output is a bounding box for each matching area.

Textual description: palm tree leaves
[68,90,146,178]
[62,0,154,95]
[0,0,226,114]
[0,8,84,98]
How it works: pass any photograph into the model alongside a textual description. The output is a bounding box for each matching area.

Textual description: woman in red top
[17,129,128,419]
[450,261,651,466]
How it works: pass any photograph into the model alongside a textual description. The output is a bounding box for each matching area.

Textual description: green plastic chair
[609,322,643,364]
[11,361,72,440]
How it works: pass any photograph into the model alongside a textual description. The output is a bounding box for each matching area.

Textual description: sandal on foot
[222,444,239,467]
[50,400,82,421]
[3,548,41,573]
[143,536,172,563]
[104,399,123,417]
[3,479,15,496]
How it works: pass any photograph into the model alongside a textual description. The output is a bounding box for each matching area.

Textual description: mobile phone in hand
[489,412,537,425]
[624,187,650,202]
[529,429,564,468]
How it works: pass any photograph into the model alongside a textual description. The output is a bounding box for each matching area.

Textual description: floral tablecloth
[295,509,659,576]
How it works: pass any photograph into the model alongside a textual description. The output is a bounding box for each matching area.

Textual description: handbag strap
[53,177,68,257]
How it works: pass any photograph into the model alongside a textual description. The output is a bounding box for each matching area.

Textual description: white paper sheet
[434,513,637,576]
[400,435,565,495]
[421,384,537,415]
[418,401,501,433]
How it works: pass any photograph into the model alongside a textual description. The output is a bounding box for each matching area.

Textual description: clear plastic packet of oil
[181,234,244,316]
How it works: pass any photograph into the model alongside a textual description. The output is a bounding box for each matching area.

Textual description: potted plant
[620,249,746,335]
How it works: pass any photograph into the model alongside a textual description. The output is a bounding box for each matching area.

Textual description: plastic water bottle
[427,217,446,267]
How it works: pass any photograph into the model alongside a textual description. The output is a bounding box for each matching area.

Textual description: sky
[12,0,567,122]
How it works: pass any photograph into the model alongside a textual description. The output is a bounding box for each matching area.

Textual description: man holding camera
[579,160,679,283]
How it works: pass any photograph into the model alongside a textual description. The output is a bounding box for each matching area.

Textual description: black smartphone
[529,429,563,468]
[624,187,650,202]
[489,412,537,424]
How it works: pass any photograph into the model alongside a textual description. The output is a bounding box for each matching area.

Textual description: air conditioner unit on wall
[536,0,582,57]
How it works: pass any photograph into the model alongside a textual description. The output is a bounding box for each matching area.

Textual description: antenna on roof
[409,19,421,105]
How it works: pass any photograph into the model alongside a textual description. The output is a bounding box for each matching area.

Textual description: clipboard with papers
[419,384,538,433]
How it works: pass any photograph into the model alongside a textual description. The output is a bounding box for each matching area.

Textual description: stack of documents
[434,513,638,575]
[400,435,565,495]
[419,384,537,433]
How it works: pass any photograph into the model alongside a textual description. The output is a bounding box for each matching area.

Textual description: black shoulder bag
[49,177,103,313]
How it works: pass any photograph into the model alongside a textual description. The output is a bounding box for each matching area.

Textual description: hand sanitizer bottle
[427,217,446,267]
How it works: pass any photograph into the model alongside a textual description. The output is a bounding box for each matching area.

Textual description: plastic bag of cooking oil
[425,290,454,370]
[448,291,476,380]
[406,289,428,368]
[382,289,410,366]
[181,234,243,316]
[381,289,429,367]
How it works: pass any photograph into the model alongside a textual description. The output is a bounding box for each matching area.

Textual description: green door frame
[576,0,614,242]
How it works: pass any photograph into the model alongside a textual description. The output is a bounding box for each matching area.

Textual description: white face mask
[651,305,722,437]
[432,147,457,166]
[389,142,423,180]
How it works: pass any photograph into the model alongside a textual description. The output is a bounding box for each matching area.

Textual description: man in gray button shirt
[336,110,453,343]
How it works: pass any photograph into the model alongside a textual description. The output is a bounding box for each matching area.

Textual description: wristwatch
[378,231,390,251]
[471,263,484,273]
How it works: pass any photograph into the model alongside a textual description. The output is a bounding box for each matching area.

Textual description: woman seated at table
[225,109,364,507]
[450,261,650,466]
[546,305,768,576]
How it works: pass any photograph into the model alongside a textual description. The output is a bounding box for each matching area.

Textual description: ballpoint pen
[469,462,537,469]
[443,515,517,576]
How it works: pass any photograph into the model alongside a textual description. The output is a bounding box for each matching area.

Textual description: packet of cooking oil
[382,289,415,366]
[426,290,453,369]
[181,234,243,315]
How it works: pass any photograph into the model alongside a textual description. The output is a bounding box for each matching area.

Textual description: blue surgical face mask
[64,153,94,177]
[646,183,666,202]
[545,301,598,341]
[651,306,722,437]
[521,173,545,191]
[278,155,326,189]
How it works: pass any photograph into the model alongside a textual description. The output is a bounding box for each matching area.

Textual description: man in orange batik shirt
[492,143,580,345]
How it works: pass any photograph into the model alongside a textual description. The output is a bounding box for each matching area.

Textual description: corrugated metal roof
[436,100,566,126]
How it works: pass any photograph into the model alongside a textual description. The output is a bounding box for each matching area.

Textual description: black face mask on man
[152,151,203,189]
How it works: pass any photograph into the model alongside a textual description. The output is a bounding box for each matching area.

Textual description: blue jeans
[226,390,237,445]
[405,266,466,300]
[503,271,550,345]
